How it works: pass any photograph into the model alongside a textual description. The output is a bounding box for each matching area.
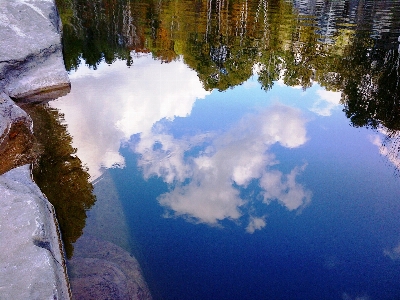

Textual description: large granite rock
[0,165,71,299]
[0,0,70,102]
[0,0,72,299]
[0,0,150,299]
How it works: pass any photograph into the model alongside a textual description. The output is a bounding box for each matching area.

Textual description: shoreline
[0,0,71,298]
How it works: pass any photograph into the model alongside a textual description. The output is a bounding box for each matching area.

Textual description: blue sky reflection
[132,104,311,229]
[51,55,400,299]
[50,55,399,235]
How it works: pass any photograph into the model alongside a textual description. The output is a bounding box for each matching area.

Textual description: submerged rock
[67,171,153,299]
[68,236,152,300]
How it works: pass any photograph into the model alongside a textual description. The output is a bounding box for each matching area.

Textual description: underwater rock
[68,236,152,300]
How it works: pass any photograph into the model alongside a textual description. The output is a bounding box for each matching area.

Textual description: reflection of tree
[25,105,96,258]
[57,0,145,70]
[56,0,400,129]
[340,37,400,130]
[339,37,400,173]
[382,130,400,176]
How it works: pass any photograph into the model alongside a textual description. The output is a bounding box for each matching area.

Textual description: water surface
[48,0,400,299]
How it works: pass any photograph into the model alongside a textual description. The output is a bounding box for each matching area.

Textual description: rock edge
[0,0,72,299]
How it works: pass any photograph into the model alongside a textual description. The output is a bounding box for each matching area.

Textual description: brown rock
[0,93,40,175]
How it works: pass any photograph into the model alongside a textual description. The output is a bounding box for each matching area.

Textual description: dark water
[45,0,400,299]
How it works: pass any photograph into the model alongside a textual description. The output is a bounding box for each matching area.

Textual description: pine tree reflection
[25,105,96,258]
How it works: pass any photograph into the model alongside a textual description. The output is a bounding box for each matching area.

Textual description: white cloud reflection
[383,242,400,260]
[342,293,370,300]
[52,55,312,232]
[246,216,267,233]
[310,89,342,116]
[260,164,311,210]
[50,54,209,180]
[370,128,400,172]
[133,104,312,230]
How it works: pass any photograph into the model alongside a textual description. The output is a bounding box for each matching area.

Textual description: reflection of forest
[25,105,96,258]
[56,0,400,138]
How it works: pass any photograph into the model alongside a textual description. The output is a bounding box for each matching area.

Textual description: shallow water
[47,0,400,299]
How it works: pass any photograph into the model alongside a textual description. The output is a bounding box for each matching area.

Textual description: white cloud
[52,52,313,228]
[133,104,311,226]
[50,54,209,180]
[135,131,195,184]
[158,174,244,224]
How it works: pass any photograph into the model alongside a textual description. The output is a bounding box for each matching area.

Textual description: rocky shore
[0,1,153,299]
[0,0,71,299]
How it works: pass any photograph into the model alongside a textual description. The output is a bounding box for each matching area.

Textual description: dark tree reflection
[25,104,96,258]
[341,41,400,130]
[55,0,400,167]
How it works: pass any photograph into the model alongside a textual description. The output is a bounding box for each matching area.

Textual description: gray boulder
[0,0,70,102]
[0,0,72,299]
[0,165,71,300]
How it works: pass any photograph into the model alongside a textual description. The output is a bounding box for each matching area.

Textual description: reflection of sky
[51,55,398,232]
[52,55,342,182]
[370,128,400,173]
[52,55,400,299]
[135,104,311,228]
[51,55,344,230]
[51,54,209,180]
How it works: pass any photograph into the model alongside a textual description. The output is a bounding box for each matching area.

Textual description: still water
[38,0,400,299]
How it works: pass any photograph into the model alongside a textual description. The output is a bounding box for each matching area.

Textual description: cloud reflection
[260,164,311,210]
[246,216,267,233]
[383,242,400,260]
[370,129,400,173]
[133,104,312,230]
[310,89,342,116]
[52,55,313,232]
[51,54,209,180]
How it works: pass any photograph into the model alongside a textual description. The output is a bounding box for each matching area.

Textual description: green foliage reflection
[26,105,96,258]
[55,0,400,131]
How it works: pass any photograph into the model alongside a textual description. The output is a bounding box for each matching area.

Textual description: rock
[0,0,70,102]
[68,236,152,300]
[0,165,71,300]
[0,92,39,175]
[69,257,133,300]
[0,0,72,298]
